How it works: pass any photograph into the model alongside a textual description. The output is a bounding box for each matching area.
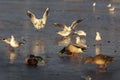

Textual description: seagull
[109,7,115,12]
[76,36,87,46]
[107,4,112,8]
[74,30,86,36]
[2,37,11,44]
[53,18,84,37]
[93,2,96,7]
[107,4,115,12]
[2,35,24,48]
[95,32,102,41]
[58,36,71,46]
[27,8,50,30]
[10,35,25,48]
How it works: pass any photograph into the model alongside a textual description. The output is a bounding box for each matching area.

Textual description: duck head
[81,47,87,52]
[35,56,45,64]
[106,56,114,63]
[84,56,93,64]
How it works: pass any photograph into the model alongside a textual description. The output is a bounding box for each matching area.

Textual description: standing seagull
[92,2,96,7]
[53,18,84,37]
[107,4,112,8]
[27,8,50,30]
[95,32,102,41]
[2,35,24,48]
[10,35,24,48]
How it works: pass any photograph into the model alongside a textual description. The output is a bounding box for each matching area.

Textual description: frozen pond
[0,0,120,80]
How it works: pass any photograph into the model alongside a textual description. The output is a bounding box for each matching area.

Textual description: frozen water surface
[0,0,120,80]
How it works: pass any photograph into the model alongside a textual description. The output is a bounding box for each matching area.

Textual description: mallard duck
[25,54,45,66]
[58,44,87,56]
[27,8,50,30]
[53,18,84,37]
[84,54,113,70]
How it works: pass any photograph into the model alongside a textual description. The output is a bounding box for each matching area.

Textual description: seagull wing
[27,10,36,18]
[53,23,68,30]
[42,8,50,19]
[70,18,84,30]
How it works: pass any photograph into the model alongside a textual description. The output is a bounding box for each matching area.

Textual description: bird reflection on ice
[30,39,45,56]
[9,48,18,64]
[95,45,101,55]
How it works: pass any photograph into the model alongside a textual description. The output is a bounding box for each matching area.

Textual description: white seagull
[93,2,96,7]
[109,7,115,12]
[107,4,115,12]
[53,18,84,37]
[95,32,102,41]
[27,8,50,30]
[74,30,86,36]
[2,35,24,48]
[107,4,112,8]
[75,36,87,47]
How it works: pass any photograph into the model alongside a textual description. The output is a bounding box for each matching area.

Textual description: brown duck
[84,54,113,70]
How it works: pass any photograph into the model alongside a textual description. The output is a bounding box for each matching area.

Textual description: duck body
[25,54,45,66]
[58,44,87,56]
[25,54,38,66]
[84,54,113,69]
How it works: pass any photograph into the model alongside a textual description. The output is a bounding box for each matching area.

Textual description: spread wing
[27,10,36,18]
[53,23,68,30]
[43,8,50,19]
[70,18,84,30]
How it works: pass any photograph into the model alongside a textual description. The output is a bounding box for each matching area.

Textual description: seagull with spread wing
[53,18,84,37]
[27,8,50,30]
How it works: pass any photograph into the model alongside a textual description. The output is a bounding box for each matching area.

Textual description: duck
[2,35,24,48]
[25,54,45,66]
[58,36,87,56]
[53,18,84,37]
[27,8,50,30]
[84,54,114,70]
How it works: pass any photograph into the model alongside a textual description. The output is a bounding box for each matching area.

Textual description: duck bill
[41,60,45,64]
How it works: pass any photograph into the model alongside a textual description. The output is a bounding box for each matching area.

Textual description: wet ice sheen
[0,0,120,80]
